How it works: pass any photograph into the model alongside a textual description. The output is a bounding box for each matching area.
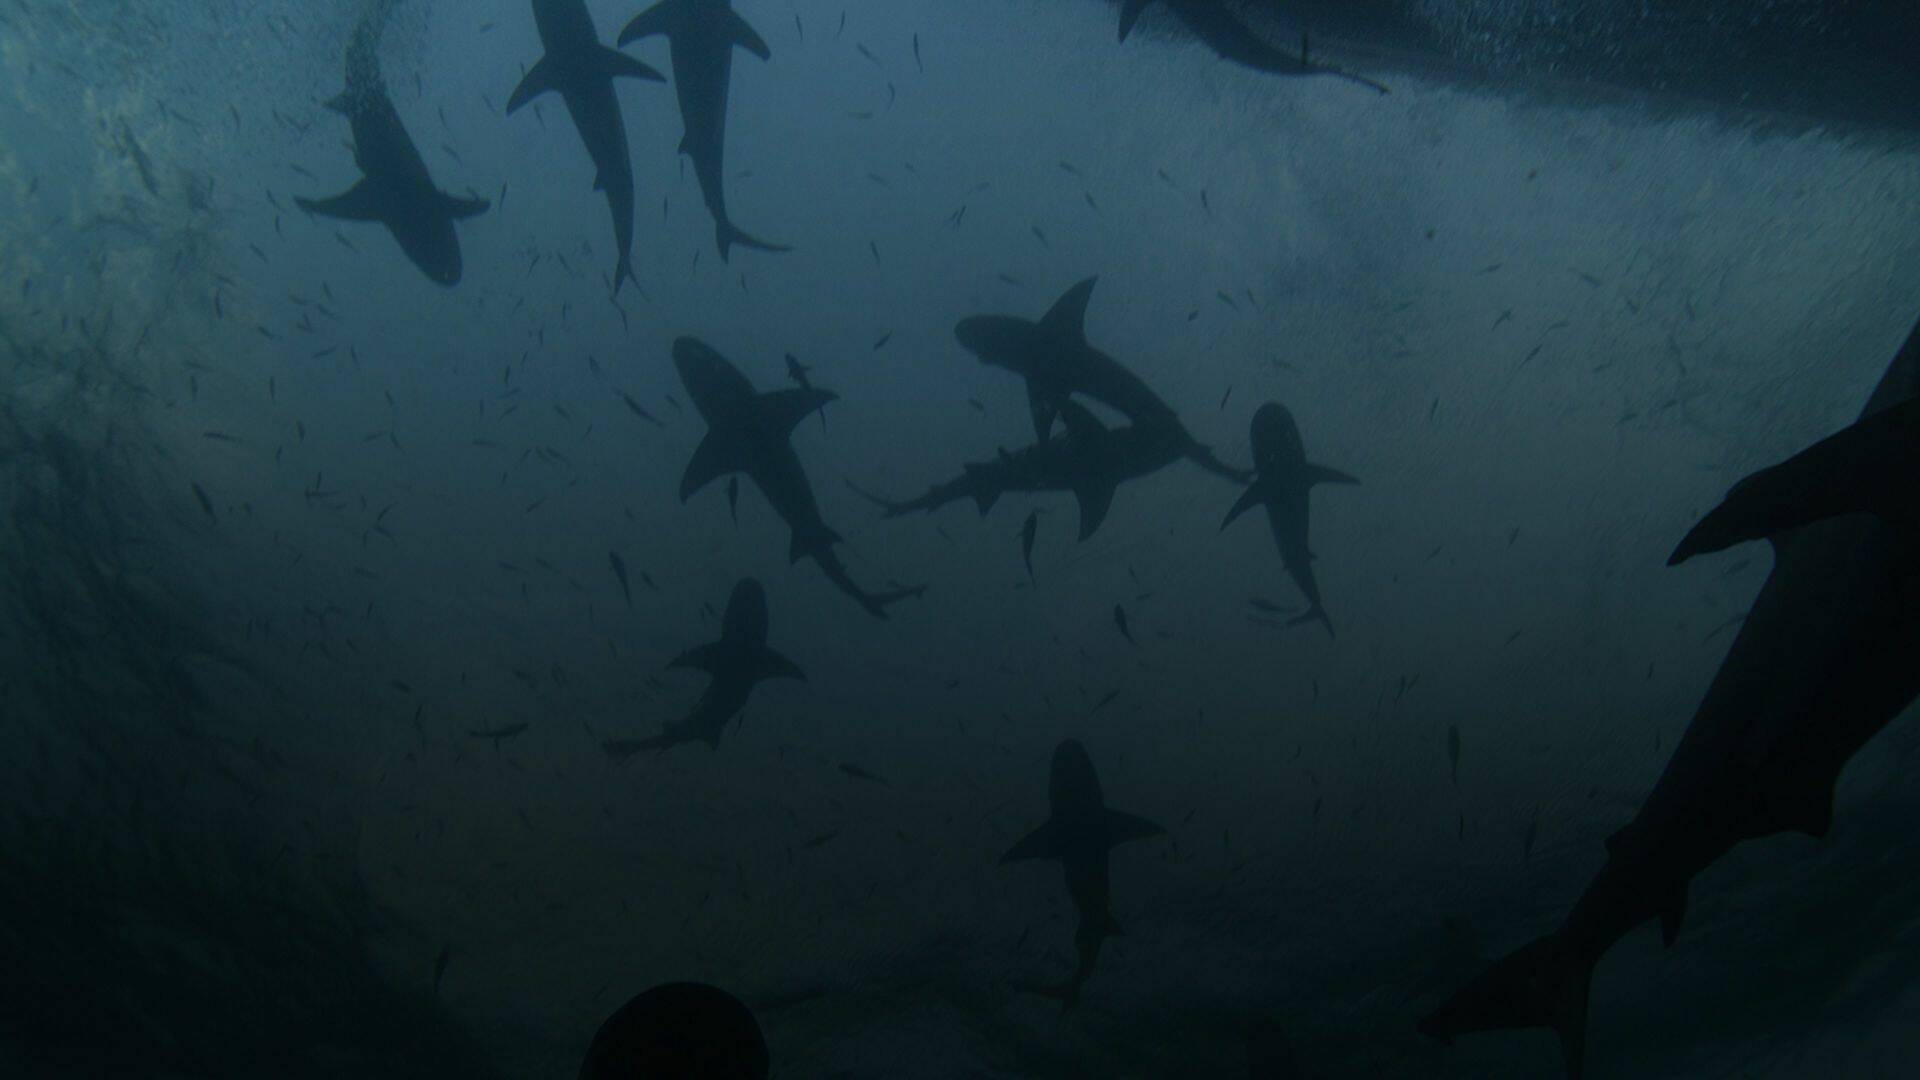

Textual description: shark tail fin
[1419,934,1593,1080]
[716,220,792,263]
[1118,0,1153,42]
[1287,604,1335,639]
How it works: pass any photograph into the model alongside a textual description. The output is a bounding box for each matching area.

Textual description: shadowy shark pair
[1422,314,1920,1076]
[956,277,1249,485]
[508,0,786,288]
[1117,0,1390,94]
[298,7,488,285]
[603,578,802,756]
[1001,739,1164,1010]
[852,400,1188,542]
[675,338,924,619]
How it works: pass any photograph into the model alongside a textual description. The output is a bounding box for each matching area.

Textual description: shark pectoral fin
[1304,463,1360,486]
[679,433,737,502]
[1055,400,1107,439]
[440,192,489,220]
[1026,384,1060,442]
[616,0,681,47]
[1418,934,1592,1080]
[961,465,1001,514]
[767,388,838,435]
[506,56,557,115]
[1659,884,1689,948]
[1072,481,1117,541]
[1039,276,1099,341]
[667,642,727,675]
[1221,485,1263,530]
[1105,809,1165,846]
[600,45,666,83]
[725,10,772,60]
[1118,0,1153,42]
[999,819,1064,864]
[295,180,385,223]
[749,643,806,683]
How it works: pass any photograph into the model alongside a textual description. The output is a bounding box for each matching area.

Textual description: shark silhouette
[1001,739,1164,1011]
[507,0,665,293]
[853,400,1186,541]
[602,578,802,756]
[1118,1,1389,93]
[1420,313,1920,1076]
[954,277,1249,484]
[296,10,487,285]
[578,981,769,1078]
[1222,402,1357,637]
[618,0,790,260]
[674,337,923,619]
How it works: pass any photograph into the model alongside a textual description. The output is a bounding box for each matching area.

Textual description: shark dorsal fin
[1040,277,1099,341]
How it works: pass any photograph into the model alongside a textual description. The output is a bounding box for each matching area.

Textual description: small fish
[803,829,839,850]
[1447,724,1461,785]
[872,331,892,351]
[470,722,530,747]
[432,944,452,997]
[618,391,662,426]
[1090,689,1120,715]
[1114,604,1137,646]
[1031,225,1048,249]
[1019,512,1038,580]
[201,431,240,443]
[912,33,922,72]
[609,552,632,609]
[1219,386,1232,410]
[840,762,889,785]
[191,482,217,523]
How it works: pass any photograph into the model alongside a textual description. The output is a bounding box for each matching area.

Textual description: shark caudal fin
[716,220,792,263]
[1419,934,1593,1080]
[613,250,638,296]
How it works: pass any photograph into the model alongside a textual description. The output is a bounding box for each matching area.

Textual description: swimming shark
[852,400,1187,541]
[1001,738,1164,1010]
[954,277,1249,484]
[602,578,802,756]
[618,0,789,260]
[1420,313,1920,1077]
[1117,1,1389,93]
[296,11,488,285]
[579,981,769,1078]
[673,337,924,619]
[507,0,665,293]
[1221,402,1357,637]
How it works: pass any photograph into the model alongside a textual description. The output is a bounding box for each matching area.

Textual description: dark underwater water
[3,1,1920,1076]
